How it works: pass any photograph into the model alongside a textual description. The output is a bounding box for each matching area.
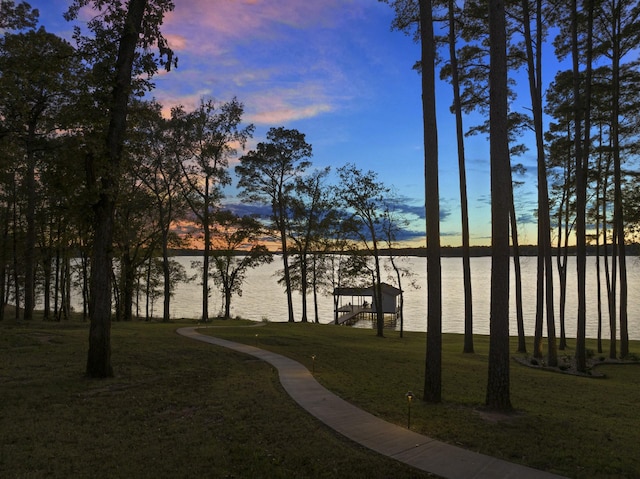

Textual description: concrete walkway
[176,327,566,479]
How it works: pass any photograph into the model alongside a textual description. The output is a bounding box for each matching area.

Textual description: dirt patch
[512,355,638,378]
[475,407,523,424]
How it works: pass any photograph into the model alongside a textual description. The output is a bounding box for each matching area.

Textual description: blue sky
[30,0,547,247]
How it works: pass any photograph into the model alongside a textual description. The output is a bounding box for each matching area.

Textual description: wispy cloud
[154,0,369,126]
[245,82,334,124]
[248,103,333,124]
[165,33,187,52]
[164,0,362,45]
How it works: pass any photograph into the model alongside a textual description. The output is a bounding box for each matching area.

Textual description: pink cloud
[248,103,333,124]
[165,33,187,51]
[152,1,370,125]
[163,0,365,53]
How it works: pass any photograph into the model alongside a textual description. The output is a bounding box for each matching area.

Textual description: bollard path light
[311,354,316,374]
[405,391,415,429]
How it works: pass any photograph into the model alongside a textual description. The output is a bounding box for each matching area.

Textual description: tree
[236,127,312,323]
[288,167,332,323]
[544,68,579,354]
[418,0,443,404]
[0,28,85,320]
[441,0,532,361]
[592,0,640,359]
[444,0,474,355]
[336,164,391,338]
[65,0,176,378]
[0,1,38,32]
[486,0,512,411]
[570,0,590,372]
[379,0,443,401]
[320,215,356,325]
[113,148,160,321]
[210,210,273,319]
[135,100,188,322]
[509,164,528,355]
[177,98,253,322]
[514,0,557,363]
[382,198,420,338]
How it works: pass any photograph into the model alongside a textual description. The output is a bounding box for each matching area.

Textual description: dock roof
[332,283,402,297]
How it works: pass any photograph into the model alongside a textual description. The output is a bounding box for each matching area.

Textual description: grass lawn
[0,316,434,479]
[204,321,640,478]
[2,316,639,478]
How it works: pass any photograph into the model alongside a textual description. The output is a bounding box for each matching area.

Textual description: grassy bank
[2,317,639,478]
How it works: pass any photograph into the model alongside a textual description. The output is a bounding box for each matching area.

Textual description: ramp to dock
[337,306,368,325]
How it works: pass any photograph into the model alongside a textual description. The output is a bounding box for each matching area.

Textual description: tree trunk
[608,224,618,359]
[162,235,171,322]
[389,253,404,338]
[486,0,512,411]
[42,245,51,321]
[558,181,570,350]
[372,246,385,337]
[223,284,231,319]
[86,0,148,378]
[23,128,37,321]
[571,0,587,373]
[278,195,295,323]
[420,0,442,404]
[54,244,61,318]
[63,254,71,320]
[510,193,527,355]
[145,258,152,320]
[81,250,89,321]
[300,252,308,323]
[201,178,211,322]
[522,0,556,362]
[12,172,20,320]
[119,251,135,321]
[448,0,473,354]
[87,195,115,377]
[0,204,8,322]
[312,254,320,323]
[595,170,603,354]
[609,3,628,359]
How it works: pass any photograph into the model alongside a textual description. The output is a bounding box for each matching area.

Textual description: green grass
[207,322,640,478]
[2,317,639,478]
[0,316,434,479]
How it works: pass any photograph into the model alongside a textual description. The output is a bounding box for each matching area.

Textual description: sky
[28,0,547,247]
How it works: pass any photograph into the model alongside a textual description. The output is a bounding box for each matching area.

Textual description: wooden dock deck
[336,306,371,325]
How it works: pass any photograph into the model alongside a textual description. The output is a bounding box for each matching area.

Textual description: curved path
[177,327,566,479]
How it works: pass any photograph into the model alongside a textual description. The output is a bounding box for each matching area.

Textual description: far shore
[168,243,640,258]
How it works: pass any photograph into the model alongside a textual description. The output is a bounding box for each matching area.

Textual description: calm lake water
[165,255,640,340]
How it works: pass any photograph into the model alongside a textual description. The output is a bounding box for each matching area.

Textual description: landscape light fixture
[405,391,415,429]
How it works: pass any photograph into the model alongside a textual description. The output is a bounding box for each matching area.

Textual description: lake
[164,255,640,340]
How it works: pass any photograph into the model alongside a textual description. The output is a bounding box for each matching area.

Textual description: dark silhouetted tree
[236,127,312,323]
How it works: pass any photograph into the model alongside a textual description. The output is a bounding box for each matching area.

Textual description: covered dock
[332,283,402,325]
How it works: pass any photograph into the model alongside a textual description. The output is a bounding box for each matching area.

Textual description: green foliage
[0,1,39,30]
[236,126,313,211]
[64,0,177,90]
[210,210,273,318]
